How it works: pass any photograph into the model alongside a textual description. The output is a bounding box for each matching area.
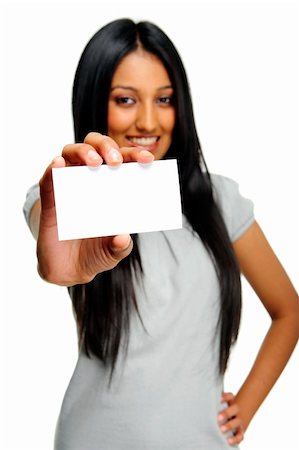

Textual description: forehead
[111,49,172,87]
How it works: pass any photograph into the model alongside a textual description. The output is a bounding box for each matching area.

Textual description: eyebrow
[110,85,173,92]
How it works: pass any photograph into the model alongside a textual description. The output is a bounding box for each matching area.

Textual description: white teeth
[129,137,158,146]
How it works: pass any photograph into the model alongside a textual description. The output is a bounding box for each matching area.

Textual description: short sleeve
[211,174,255,242]
[23,183,40,229]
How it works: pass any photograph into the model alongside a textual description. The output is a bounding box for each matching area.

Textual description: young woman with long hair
[24,18,298,450]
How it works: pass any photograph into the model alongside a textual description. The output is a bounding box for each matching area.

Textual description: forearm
[235,312,298,430]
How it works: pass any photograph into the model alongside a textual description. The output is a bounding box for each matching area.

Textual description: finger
[121,146,154,163]
[84,132,123,166]
[218,404,239,424]
[220,416,242,434]
[62,143,103,166]
[221,392,235,403]
[227,428,244,446]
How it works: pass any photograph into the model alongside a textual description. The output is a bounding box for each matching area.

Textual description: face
[108,49,175,160]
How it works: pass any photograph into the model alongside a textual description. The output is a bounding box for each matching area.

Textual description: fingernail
[218,414,224,422]
[87,150,101,161]
[140,150,154,159]
[111,235,131,252]
[108,148,122,163]
[221,425,227,432]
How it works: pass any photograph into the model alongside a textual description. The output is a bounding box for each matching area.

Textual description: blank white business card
[52,160,182,241]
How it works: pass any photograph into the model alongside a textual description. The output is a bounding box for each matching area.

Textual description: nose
[135,102,157,133]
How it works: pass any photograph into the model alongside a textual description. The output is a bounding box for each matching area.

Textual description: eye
[157,96,173,105]
[115,97,135,105]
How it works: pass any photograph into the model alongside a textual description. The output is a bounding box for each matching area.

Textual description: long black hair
[70,18,242,376]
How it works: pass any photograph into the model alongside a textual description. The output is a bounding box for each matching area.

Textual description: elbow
[271,299,299,340]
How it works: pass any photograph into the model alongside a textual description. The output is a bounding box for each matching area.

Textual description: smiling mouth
[128,136,159,146]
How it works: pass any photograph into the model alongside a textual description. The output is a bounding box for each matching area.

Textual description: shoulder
[209,173,255,242]
[210,173,240,195]
[23,183,40,226]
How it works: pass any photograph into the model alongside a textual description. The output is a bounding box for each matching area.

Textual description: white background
[1,0,298,449]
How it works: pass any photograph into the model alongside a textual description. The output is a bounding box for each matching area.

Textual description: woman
[23,19,298,449]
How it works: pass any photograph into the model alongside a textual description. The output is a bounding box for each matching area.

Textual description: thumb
[90,234,133,275]
[109,234,133,258]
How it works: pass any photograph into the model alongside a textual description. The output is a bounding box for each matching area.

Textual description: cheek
[161,110,176,135]
[108,106,134,135]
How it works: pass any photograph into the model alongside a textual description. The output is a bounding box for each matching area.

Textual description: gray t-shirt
[23,174,254,450]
